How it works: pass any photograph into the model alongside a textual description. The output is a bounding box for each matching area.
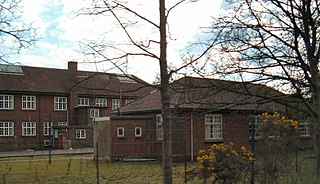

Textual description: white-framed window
[22,95,36,110]
[0,95,14,109]
[300,121,311,137]
[95,98,107,107]
[117,127,125,137]
[58,122,68,126]
[156,114,163,140]
[249,115,263,139]
[76,129,86,139]
[205,114,223,141]
[78,98,89,106]
[0,122,14,136]
[54,97,67,110]
[90,109,100,118]
[135,127,142,137]
[112,99,120,110]
[43,122,53,136]
[22,122,36,136]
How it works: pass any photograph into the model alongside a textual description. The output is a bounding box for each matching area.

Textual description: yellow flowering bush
[186,142,254,183]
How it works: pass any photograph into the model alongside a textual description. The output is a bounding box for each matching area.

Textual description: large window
[249,115,263,139]
[156,114,163,140]
[43,122,53,136]
[300,121,311,137]
[90,109,100,118]
[0,95,14,109]
[76,129,86,139]
[112,99,120,110]
[0,122,14,136]
[95,98,107,107]
[78,98,89,106]
[22,95,36,110]
[22,122,36,136]
[54,97,67,110]
[205,114,223,141]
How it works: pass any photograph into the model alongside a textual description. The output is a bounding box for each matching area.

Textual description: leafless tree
[0,0,37,63]
[193,0,320,181]
[79,1,205,183]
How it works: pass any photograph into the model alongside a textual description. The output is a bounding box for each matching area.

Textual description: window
[0,95,14,109]
[22,95,36,110]
[78,98,89,106]
[117,127,125,137]
[54,97,67,110]
[135,127,142,137]
[22,122,36,136]
[76,129,86,139]
[96,98,107,107]
[126,99,134,104]
[156,114,163,140]
[112,99,120,110]
[43,122,53,136]
[300,121,311,137]
[58,122,68,126]
[0,122,14,136]
[90,109,100,118]
[249,115,263,139]
[205,114,223,141]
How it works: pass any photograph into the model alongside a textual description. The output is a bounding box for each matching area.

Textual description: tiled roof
[119,76,288,113]
[0,64,154,97]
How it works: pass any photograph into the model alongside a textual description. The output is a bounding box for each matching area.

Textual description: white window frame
[22,122,36,136]
[205,114,223,141]
[300,121,311,137]
[0,95,14,109]
[43,122,53,136]
[0,122,14,136]
[76,129,86,139]
[22,95,36,110]
[156,114,163,141]
[112,99,121,110]
[90,109,100,118]
[249,115,263,139]
[58,122,68,126]
[54,97,67,110]
[117,127,125,137]
[135,127,142,137]
[78,98,89,106]
[95,98,107,107]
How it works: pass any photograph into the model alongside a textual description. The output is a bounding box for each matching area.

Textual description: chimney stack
[68,61,78,75]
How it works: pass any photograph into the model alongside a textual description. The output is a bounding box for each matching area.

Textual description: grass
[0,149,317,184]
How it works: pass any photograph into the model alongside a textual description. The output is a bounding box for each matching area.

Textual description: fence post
[96,141,99,184]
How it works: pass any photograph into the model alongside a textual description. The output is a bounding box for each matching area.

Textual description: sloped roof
[119,77,287,113]
[0,64,154,97]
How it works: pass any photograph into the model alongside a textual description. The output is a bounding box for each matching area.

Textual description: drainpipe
[190,111,194,161]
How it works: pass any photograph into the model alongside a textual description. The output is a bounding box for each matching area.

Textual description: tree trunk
[159,0,173,183]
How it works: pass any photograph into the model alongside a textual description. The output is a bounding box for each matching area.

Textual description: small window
[58,122,68,126]
[54,97,67,110]
[112,99,121,110]
[135,127,142,137]
[22,95,36,110]
[95,98,107,107]
[300,121,311,137]
[43,122,53,136]
[117,127,125,137]
[126,99,134,104]
[0,94,14,109]
[78,98,89,106]
[156,114,163,140]
[249,115,263,139]
[90,109,100,118]
[205,114,223,141]
[76,129,86,139]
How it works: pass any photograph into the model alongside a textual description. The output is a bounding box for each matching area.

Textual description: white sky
[11,0,223,83]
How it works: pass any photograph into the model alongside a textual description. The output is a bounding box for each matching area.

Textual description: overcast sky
[12,0,223,83]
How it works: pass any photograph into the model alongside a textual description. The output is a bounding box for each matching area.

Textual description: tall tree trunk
[159,0,173,183]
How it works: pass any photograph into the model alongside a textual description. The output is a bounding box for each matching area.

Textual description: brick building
[0,61,154,151]
[94,77,313,161]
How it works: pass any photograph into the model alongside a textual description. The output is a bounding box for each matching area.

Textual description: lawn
[0,149,317,184]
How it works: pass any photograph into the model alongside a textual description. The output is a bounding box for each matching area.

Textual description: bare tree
[0,0,37,63]
[194,0,320,181]
[79,1,203,183]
